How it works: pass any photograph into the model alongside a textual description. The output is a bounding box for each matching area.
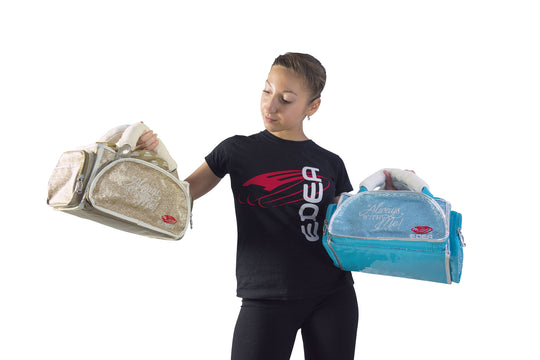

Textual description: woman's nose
[264,96,278,114]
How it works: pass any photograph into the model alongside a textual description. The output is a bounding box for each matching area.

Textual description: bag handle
[359,168,433,196]
[116,122,178,172]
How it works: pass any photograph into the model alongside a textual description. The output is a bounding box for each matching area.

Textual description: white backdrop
[1,1,538,359]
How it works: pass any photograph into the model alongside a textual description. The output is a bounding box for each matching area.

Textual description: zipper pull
[457,228,466,247]
[75,174,85,194]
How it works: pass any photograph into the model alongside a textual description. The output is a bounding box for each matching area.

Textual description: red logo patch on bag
[161,215,177,224]
[411,226,433,234]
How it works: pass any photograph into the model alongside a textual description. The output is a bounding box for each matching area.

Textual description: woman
[138,53,366,359]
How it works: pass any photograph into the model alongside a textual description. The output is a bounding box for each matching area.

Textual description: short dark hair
[272,52,326,102]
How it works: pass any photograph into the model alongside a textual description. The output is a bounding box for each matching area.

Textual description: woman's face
[260,65,320,140]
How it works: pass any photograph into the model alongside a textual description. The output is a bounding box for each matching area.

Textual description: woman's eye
[261,90,291,104]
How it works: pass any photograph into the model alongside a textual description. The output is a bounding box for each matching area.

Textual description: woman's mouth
[264,116,277,123]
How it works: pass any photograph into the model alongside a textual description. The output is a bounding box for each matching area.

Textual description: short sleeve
[335,156,353,195]
[204,137,232,178]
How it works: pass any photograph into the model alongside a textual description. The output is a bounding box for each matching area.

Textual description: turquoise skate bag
[322,169,465,284]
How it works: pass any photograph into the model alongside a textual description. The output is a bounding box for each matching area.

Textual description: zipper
[327,232,447,254]
[326,232,344,270]
[445,245,452,284]
[73,151,95,198]
[68,150,93,207]
[326,230,447,243]
[324,218,343,269]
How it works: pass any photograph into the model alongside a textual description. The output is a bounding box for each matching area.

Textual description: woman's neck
[267,129,309,142]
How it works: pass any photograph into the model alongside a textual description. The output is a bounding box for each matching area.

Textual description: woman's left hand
[383,169,416,190]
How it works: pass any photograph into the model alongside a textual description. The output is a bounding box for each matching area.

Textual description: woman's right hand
[383,169,416,190]
[135,130,159,151]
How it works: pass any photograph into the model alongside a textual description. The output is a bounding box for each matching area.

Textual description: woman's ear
[307,98,322,117]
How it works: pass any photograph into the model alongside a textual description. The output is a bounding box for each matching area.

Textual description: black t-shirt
[205,130,354,299]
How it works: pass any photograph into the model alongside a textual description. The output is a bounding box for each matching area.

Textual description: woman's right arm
[136,130,221,200]
[184,162,222,201]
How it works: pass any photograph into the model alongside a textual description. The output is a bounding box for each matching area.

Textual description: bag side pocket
[449,211,464,283]
[47,150,94,208]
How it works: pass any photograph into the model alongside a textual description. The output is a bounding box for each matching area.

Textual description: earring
[307,115,311,121]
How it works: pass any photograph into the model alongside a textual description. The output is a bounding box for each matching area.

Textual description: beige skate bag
[47,123,191,240]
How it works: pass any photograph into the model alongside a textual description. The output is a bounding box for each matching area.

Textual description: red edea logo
[161,215,177,224]
[411,226,433,234]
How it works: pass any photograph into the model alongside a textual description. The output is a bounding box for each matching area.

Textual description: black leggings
[231,285,358,360]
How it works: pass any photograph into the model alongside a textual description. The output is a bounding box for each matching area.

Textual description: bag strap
[115,122,177,172]
[359,168,432,196]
